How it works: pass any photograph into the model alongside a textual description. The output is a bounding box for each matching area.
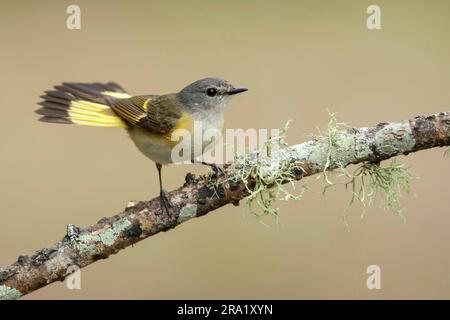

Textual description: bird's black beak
[227,87,248,95]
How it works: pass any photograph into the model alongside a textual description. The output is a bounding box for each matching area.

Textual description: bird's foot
[159,189,173,214]
[203,162,225,177]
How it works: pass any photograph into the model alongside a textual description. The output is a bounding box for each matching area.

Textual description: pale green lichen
[71,218,131,255]
[444,148,450,158]
[336,160,416,223]
[0,285,22,300]
[314,110,352,185]
[207,111,416,224]
[178,204,198,223]
[316,112,416,223]
[227,120,308,221]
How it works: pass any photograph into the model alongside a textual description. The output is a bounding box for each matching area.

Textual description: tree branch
[1,111,449,300]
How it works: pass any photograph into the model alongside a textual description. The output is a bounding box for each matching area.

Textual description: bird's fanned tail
[35,82,131,128]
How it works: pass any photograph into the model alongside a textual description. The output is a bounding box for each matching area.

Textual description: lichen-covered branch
[1,111,449,300]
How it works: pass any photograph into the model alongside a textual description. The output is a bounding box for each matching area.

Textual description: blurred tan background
[1,0,450,299]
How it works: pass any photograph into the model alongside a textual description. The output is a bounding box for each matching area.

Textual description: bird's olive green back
[109,94,184,134]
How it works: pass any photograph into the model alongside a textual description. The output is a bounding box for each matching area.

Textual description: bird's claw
[210,164,224,177]
[159,189,173,214]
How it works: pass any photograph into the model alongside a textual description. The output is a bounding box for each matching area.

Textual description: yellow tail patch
[68,100,127,128]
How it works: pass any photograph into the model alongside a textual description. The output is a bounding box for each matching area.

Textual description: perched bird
[35,78,248,212]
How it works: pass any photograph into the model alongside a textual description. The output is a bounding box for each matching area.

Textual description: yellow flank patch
[165,112,195,146]
[101,91,132,99]
[173,112,195,132]
[68,100,127,128]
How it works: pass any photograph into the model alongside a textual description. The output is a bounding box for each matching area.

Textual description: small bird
[35,78,247,212]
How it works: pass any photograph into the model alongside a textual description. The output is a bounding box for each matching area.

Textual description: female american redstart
[35,78,248,212]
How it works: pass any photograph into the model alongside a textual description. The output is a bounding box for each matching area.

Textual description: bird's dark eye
[206,87,217,97]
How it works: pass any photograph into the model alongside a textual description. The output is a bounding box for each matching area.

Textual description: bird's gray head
[177,77,247,113]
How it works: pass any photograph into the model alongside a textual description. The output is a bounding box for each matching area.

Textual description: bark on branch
[1,111,450,300]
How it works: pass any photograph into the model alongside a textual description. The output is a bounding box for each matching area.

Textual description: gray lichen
[375,122,416,156]
[71,218,132,255]
[0,285,22,300]
[177,204,198,223]
[44,247,74,282]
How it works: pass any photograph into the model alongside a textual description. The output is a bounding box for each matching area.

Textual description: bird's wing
[108,94,184,134]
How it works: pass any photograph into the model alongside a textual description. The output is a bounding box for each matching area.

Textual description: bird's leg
[156,163,172,214]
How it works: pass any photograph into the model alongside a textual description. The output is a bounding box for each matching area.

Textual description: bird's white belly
[127,116,224,165]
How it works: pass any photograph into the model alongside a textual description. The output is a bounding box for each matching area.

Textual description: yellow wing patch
[142,98,151,112]
[101,91,132,99]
